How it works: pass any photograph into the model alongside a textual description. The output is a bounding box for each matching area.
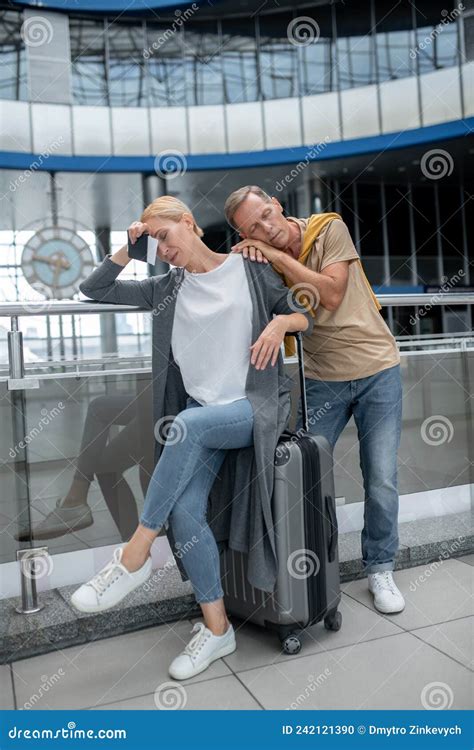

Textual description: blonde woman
[71,197,314,680]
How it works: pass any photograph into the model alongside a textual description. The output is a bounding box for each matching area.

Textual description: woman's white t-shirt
[171,253,253,406]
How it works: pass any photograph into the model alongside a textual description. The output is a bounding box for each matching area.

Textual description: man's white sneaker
[70,547,152,613]
[368,571,405,614]
[169,621,236,681]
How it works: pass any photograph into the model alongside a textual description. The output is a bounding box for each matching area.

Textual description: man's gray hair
[224,185,272,229]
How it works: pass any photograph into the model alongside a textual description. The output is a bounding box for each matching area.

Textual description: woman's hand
[127,221,150,244]
[250,316,289,370]
[111,221,150,267]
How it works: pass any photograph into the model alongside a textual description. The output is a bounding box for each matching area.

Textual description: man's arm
[234,219,360,313]
[274,254,350,313]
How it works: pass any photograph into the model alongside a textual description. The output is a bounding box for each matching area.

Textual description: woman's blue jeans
[140,396,254,603]
[296,363,403,575]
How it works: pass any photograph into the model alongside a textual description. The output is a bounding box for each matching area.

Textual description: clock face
[21,227,95,300]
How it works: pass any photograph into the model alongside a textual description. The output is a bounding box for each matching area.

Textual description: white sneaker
[169,621,236,681]
[368,571,405,614]
[70,547,152,613]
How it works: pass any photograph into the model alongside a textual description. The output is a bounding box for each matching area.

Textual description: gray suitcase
[220,333,342,654]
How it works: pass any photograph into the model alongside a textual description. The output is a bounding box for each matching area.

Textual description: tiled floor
[4,557,472,711]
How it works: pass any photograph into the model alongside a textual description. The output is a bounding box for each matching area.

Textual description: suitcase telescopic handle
[287,332,309,433]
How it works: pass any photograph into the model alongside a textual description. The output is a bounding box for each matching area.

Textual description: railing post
[15,547,50,614]
[460,338,473,490]
[7,316,39,391]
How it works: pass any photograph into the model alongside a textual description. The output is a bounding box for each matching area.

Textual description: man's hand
[231,239,286,269]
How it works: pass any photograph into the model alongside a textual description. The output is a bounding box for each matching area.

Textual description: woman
[71,197,313,681]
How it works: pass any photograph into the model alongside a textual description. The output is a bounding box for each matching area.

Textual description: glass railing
[0,295,472,585]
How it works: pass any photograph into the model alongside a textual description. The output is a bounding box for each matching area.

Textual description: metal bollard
[15,547,50,614]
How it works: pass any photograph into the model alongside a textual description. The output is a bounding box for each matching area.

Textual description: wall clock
[21,227,95,300]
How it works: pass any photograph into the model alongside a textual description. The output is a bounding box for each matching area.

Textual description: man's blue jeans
[140,396,254,603]
[295,363,403,574]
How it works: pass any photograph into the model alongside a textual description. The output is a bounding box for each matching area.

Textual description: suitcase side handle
[286,332,308,432]
[325,494,338,562]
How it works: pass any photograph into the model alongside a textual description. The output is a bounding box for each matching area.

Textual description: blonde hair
[141,196,204,238]
[224,185,272,229]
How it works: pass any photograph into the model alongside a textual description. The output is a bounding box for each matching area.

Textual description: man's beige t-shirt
[288,216,400,381]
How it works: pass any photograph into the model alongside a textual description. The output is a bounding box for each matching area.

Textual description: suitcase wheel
[280,633,302,655]
[324,609,342,632]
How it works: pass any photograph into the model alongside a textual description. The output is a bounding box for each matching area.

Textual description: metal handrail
[396,330,473,341]
[397,337,474,349]
[0,301,145,316]
[376,293,474,307]
[0,295,472,385]
[0,292,473,317]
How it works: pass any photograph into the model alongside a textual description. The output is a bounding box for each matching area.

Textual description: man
[224,185,404,615]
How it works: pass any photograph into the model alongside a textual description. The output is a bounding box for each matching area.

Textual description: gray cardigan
[79,255,314,593]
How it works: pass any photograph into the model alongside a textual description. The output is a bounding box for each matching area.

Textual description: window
[221,18,259,103]
[183,21,223,105]
[335,1,376,89]
[465,6,474,62]
[385,184,412,284]
[298,6,335,95]
[414,1,460,73]
[0,10,27,101]
[70,17,108,106]
[147,23,185,106]
[336,182,357,242]
[374,1,415,82]
[259,13,299,100]
[107,22,147,107]
[412,184,439,285]
[356,183,385,285]
[437,184,468,284]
